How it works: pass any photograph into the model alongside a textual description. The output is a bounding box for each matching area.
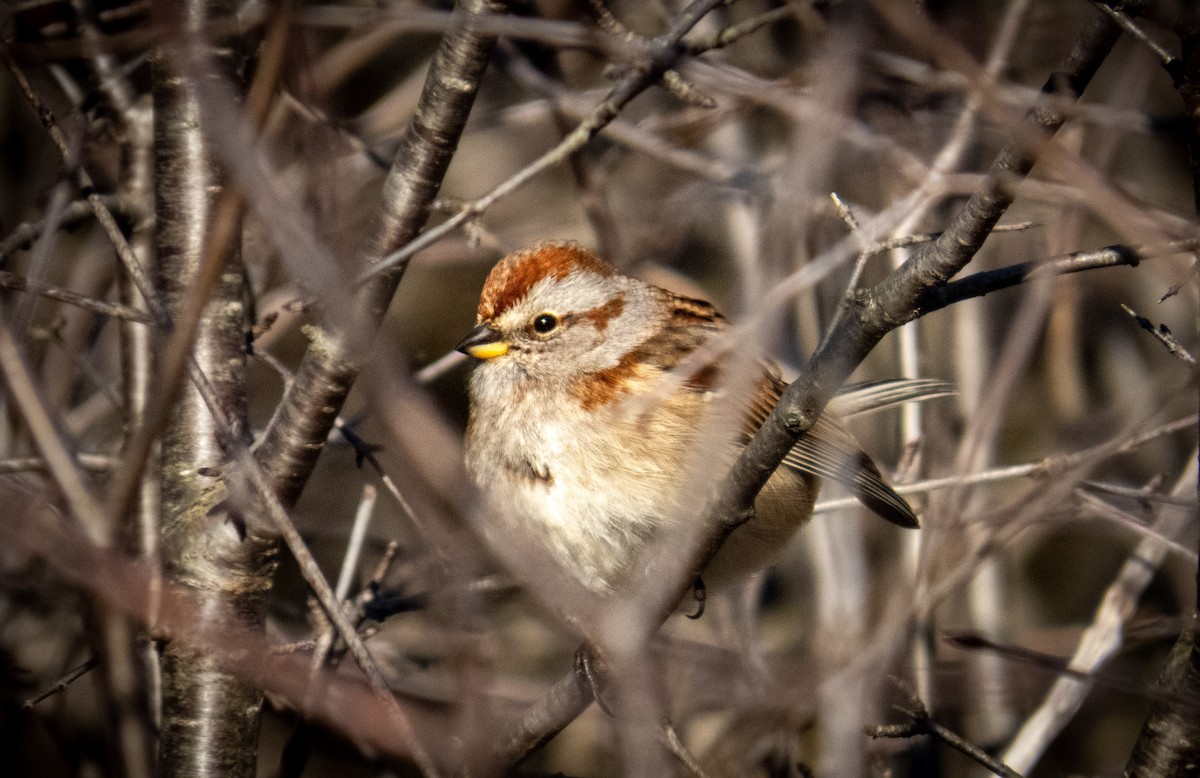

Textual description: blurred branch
[7,492,461,767]
[1002,460,1197,773]
[0,302,156,778]
[68,0,139,117]
[364,0,731,280]
[0,194,140,263]
[682,5,799,53]
[0,271,154,323]
[811,413,1198,517]
[0,49,170,328]
[0,453,118,473]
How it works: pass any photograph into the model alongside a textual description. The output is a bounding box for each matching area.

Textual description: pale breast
[465,357,816,594]
[466,366,701,591]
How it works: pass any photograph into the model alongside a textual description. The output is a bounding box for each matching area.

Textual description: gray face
[481,270,658,385]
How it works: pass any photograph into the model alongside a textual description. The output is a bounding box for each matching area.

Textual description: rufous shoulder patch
[568,351,640,411]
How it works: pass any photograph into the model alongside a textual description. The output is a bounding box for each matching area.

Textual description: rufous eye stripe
[579,294,625,331]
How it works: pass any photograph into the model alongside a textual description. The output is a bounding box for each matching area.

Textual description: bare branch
[253,0,507,508]
[869,695,1025,778]
[1121,304,1198,368]
[0,194,140,263]
[491,4,1150,763]
[918,242,1160,314]
[0,270,154,323]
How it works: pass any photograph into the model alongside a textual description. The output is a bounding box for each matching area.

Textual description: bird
[458,241,937,597]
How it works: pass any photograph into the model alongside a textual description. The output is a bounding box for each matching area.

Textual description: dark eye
[532,313,559,335]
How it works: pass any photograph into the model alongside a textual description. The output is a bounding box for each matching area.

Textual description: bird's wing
[647,289,947,528]
[745,372,935,529]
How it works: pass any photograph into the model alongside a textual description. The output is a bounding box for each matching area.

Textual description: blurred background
[1,0,1197,776]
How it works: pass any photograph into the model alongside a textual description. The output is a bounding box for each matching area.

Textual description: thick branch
[1123,627,1200,778]
[252,0,507,507]
[152,3,270,776]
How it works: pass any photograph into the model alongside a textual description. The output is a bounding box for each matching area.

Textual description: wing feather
[747,373,922,529]
[643,289,939,529]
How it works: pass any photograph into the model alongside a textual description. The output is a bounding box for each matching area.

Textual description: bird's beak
[456,323,509,360]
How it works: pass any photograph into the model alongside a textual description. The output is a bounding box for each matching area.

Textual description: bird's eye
[532,313,559,335]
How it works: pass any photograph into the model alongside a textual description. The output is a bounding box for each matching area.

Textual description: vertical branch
[152,2,270,776]
[118,101,159,566]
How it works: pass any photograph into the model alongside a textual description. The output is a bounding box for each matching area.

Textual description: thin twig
[0,453,119,473]
[816,408,1195,515]
[683,4,799,53]
[1121,304,1197,368]
[238,451,441,777]
[0,271,154,323]
[0,304,112,545]
[23,657,98,709]
[868,701,1024,778]
[335,484,378,602]
[364,0,730,281]
[1089,1,1180,75]
[0,195,139,263]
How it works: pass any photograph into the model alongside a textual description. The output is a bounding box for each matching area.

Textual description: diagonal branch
[252,0,508,508]
[491,1,1144,764]
[0,270,155,323]
[645,0,1143,651]
[362,0,732,282]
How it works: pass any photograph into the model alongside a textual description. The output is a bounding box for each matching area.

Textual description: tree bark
[153,2,273,775]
